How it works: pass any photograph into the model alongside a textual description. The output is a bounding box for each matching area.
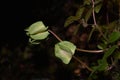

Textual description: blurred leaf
[75,7,85,19]
[91,45,117,75]
[103,45,117,59]
[97,60,108,71]
[105,21,118,30]
[97,45,103,49]
[97,45,104,49]
[64,16,79,27]
[113,51,120,60]
[87,25,95,41]
[108,32,120,43]
[94,0,102,5]
[85,8,92,22]
[97,43,107,49]
[84,0,91,5]
[102,39,108,45]
[55,41,76,64]
[95,3,102,13]
[90,59,108,77]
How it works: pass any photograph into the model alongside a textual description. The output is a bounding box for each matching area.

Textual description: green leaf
[90,59,108,77]
[87,25,95,41]
[55,41,76,64]
[95,3,102,13]
[91,59,108,73]
[25,21,48,35]
[97,43,107,49]
[105,21,118,30]
[75,7,85,19]
[84,8,92,22]
[91,45,117,74]
[94,0,102,5]
[97,45,104,50]
[97,60,108,71]
[103,39,108,45]
[113,51,120,60]
[103,45,118,59]
[108,32,120,43]
[84,0,91,5]
[64,16,79,27]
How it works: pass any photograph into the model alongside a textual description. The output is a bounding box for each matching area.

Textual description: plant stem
[87,26,95,42]
[76,48,104,53]
[48,29,93,71]
[91,0,97,26]
[91,0,108,41]
[48,30,62,42]
[48,29,104,53]
[72,56,93,72]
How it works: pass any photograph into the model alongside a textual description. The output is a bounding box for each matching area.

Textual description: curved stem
[91,0,108,41]
[48,29,93,71]
[48,29,104,53]
[48,30,62,42]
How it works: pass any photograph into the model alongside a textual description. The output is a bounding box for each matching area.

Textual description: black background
[1,0,67,44]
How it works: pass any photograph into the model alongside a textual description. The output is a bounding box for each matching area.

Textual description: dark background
[1,0,68,44]
[0,1,72,80]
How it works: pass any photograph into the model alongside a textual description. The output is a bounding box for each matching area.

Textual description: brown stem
[91,0,108,41]
[48,29,62,42]
[91,0,97,26]
[72,56,93,72]
[48,29,104,53]
[48,29,93,71]
[76,48,104,53]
